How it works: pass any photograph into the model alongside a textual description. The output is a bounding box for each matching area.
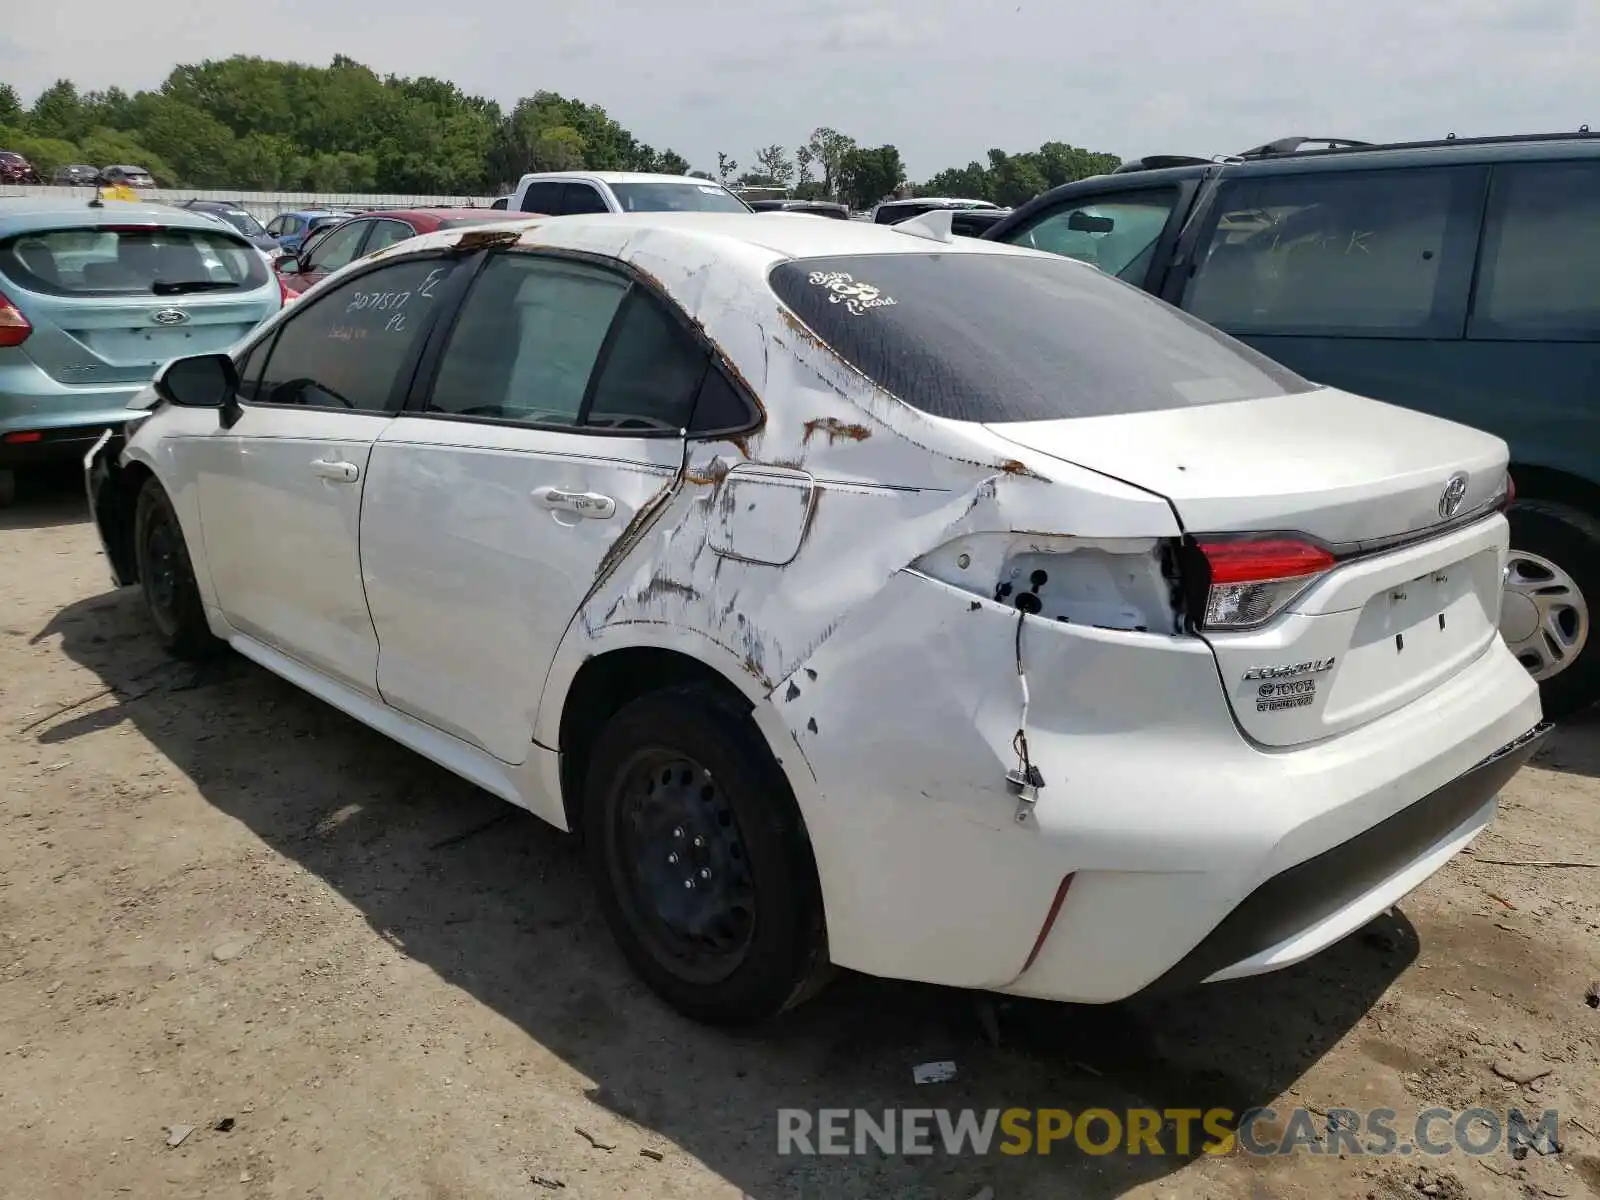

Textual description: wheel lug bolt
[673,827,684,838]
[667,853,678,865]
[683,879,694,889]
[693,836,705,848]
[699,868,710,880]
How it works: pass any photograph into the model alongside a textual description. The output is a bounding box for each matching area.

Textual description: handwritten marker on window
[912,1061,958,1085]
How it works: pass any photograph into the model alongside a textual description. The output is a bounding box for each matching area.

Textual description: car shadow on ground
[36,585,1418,1199]
[0,463,91,531]
[1534,707,1600,779]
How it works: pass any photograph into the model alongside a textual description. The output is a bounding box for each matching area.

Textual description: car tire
[0,468,15,508]
[1504,499,1600,720]
[133,478,224,661]
[583,683,831,1025]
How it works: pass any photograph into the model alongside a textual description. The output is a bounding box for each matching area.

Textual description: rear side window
[563,184,611,214]
[769,252,1313,423]
[521,181,565,214]
[586,290,708,430]
[1183,167,1481,338]
[426,254,629,425]
[0,226,269,297]
[1471,160,1600,340]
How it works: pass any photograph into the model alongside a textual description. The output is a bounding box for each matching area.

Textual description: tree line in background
[0,56,1120,207]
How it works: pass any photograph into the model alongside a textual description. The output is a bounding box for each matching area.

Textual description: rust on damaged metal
[801,417,872,446]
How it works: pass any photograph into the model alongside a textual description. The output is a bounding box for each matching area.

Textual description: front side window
[609,181,749,213]
[254,258,454,412]
[427,254,629,425]
[304,221,369,273]
[1471,160,1600,340]
[213,208,266,238]
[0,226,269,297]
[769,251,1313,423]
[1183,167,1480,337]
[1000,189,1177,282]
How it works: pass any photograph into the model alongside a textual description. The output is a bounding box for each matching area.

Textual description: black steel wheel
[583,683,830,1024]
[133,478,223,660]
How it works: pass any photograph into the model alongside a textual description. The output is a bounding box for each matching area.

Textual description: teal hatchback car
[0,197,283,504]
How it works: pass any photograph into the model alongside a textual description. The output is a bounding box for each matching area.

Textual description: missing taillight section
[1187,536,1336,631]
[913,533,1184,634]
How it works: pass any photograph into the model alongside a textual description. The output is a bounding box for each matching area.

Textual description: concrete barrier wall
[0,185,501,223]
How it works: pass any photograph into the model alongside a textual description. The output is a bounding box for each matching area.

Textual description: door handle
[532,486,616,519]
[310,458,360,483]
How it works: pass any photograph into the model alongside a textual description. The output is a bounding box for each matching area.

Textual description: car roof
[385,211,1047,269]
[350,207,510,224]
[518,171,730,187]
[108,164,151,172]
[0,197,256,237]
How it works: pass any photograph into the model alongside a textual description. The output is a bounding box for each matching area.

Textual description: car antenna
[88,196,104,208]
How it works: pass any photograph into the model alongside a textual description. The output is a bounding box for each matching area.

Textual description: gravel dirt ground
[2,466,1598,1200]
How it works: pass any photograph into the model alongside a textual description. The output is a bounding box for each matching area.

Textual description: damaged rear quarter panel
[532,220,1179,761]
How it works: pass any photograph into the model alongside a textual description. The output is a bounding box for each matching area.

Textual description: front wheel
[582,684,831,1025]
[1503,500,1598,720]
[133,478,224,660]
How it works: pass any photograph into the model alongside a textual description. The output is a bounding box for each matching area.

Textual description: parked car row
[84,198,1548,1030]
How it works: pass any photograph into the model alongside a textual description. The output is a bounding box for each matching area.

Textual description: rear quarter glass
[0,226,270,298]
[767,252,1315,423]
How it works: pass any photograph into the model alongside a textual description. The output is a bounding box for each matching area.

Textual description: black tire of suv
[583,683,832,1025]
[133,478,225,661]
[1507,499,1600,720]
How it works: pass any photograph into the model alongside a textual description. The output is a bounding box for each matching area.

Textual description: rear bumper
[773,569,1544,1002]
[0,374,141,466]
[1138,720,1549,994]
[1,419,129,466]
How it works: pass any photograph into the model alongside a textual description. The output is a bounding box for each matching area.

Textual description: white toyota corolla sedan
[86,211,1546,1025]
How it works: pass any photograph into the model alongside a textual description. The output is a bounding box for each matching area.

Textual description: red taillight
[1193,537,1335,630]
[1503,473,1516,509]
[3,430,42,444]
[0,289,31,347]
[1197,538,1335,584]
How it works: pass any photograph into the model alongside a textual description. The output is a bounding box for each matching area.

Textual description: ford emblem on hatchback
[151,308,190,326]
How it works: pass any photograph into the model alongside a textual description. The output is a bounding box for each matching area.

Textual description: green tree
[754,144,794,187]
[807,127,856,197]
[127,93,237,185]
[921,161,991,200]
[0,84,22,128]
[656,149,690,176]
[716,151,737,184]
[839,144,904,210]
[988,148,1048,208]
[77,127,173,183]
[30,80,88,141]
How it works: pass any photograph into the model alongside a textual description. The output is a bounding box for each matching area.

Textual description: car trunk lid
[983,388,1512,745]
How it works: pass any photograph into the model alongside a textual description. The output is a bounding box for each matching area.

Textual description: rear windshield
[768,252,1315,422]
[213,208,266,237]
[0,226,271,298]
[609,182,750,213]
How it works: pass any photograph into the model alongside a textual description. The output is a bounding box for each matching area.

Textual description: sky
[6,0,1599,180]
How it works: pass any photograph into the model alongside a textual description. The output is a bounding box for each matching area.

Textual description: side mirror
[274,256,300,275]
[154,353,239,410]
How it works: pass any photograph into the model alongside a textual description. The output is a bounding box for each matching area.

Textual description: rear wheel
[582,684,830,1025]
[0,468,15,508]
[1503,500,1598,720]
[133,478,224,660]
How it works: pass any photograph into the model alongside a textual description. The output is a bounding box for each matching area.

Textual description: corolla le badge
[151,308,190,326]
[1438,472,1469,520]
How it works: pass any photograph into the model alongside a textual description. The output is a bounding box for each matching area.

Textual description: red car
[274,208,534,296]
[0,151,40,184]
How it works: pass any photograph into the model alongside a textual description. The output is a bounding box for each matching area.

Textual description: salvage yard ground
[2,468,1598,1200]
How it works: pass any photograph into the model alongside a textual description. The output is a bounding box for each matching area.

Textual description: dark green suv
[985,131,1600,718]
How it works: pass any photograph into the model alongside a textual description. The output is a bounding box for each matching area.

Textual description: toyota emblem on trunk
[151,308,189,326]
[1438,472,1469,520]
